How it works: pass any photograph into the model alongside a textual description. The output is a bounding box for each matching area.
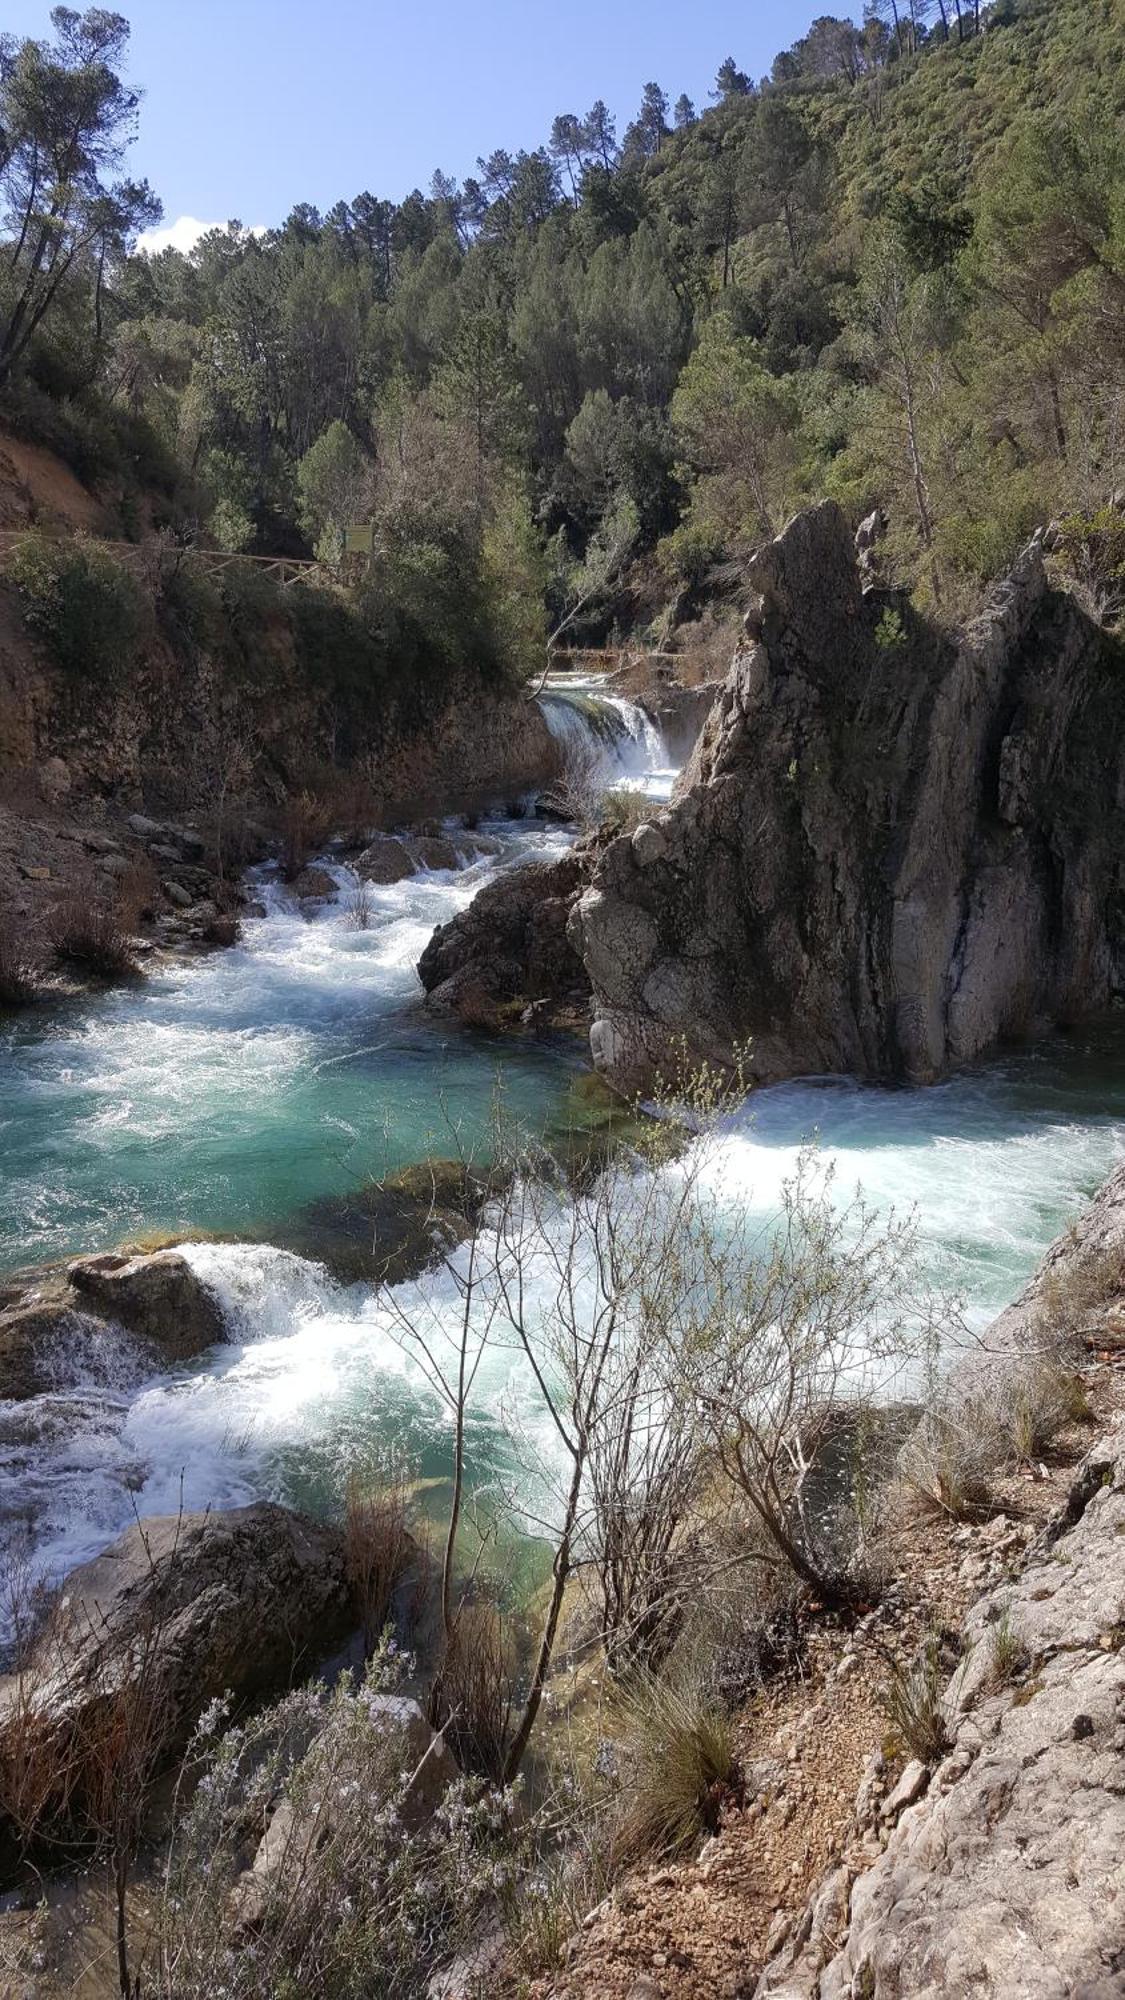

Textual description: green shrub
[874,607,906,650]
[157,557,225,653]
[1056,508,1125,622]
[7,533,148,679]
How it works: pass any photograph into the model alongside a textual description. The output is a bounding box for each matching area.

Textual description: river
[1,679,1123,1612]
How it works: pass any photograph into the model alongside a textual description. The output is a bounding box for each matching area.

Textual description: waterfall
[538,675,674,799]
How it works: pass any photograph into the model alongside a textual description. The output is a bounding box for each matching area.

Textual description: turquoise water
[0,828,580,1276]
[5,1014,1123,1615]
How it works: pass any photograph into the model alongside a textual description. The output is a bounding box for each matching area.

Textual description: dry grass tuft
[612,1675,738,1862]
[429,1597,515,1783]
[343,1467,416,1656]
[880,1631,950,1764]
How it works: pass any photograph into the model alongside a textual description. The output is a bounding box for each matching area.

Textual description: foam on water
[5,1023,1125,1617]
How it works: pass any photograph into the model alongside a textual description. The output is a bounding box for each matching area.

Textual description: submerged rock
[282,1158,501,1284]
[291,863,338,901]
[572,501,1125,1094]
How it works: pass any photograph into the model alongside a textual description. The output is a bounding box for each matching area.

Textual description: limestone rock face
[2,1504,351,1748]
[572,502,1125,1094]
[756,1417,1125,2000]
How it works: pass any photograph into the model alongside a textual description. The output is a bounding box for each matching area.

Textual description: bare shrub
[679,1152,935,1605]
[612,1674,737,1862]
[430,1597,515,1782]
[542,741,609,827]
[344,1465,415,1656]
[49,894,139,979]
[0,910,41,1008]
[384,1072,931,1783]
[345,877,375,931]
[192,719,261,885]
[115,852,160,928]
[880,1631,950,1763]
[600,785,658,834]
[280,790,331,881]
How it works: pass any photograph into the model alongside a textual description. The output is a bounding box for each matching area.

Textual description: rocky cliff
[572,503,1125,1094]
[0,589,558,819]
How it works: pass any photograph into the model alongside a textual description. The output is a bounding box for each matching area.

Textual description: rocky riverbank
[538,1170,1125,1999]
[1,1158,1123,1997]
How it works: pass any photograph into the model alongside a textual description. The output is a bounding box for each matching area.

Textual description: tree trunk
[502,1449,583,1781]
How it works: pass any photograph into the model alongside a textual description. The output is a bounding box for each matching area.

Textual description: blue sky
[6,2,845,247]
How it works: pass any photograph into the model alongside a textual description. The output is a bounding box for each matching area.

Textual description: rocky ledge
[571,502,1125,1095]
[757,1411,1125,2000]
[0,1248,228,1398]
[0,1503,351,1756]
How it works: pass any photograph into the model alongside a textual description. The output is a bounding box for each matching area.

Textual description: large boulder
[418,851,592,1030]
[0,1250,228,1400]
[67,1249,227,1360]
[572,503,1125,1094]
[356,834,416,885]
[2,1504,351,1749]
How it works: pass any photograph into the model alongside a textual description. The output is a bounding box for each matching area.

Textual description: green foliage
[874,607,906,650]
[1055,509,1125,622]
[5,0,1125,660]
[6,533,148,678]
[296,421,370,551]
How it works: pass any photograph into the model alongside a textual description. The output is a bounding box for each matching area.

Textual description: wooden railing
[0,528,324,590]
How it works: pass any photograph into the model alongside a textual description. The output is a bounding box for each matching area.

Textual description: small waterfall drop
[538,674,675,800]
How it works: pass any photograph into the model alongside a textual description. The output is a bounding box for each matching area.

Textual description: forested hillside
[2,0,1124,675]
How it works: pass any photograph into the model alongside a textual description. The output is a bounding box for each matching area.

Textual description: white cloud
[136,215,268,258]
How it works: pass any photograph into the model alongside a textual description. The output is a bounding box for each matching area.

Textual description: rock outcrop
[572,502,1125,1094]
[756,1415,1125,1999]
[66,1248,227,1358]
[418,850,592,1030]
[0,1504,351,1749]
[0,1248,228,1397]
